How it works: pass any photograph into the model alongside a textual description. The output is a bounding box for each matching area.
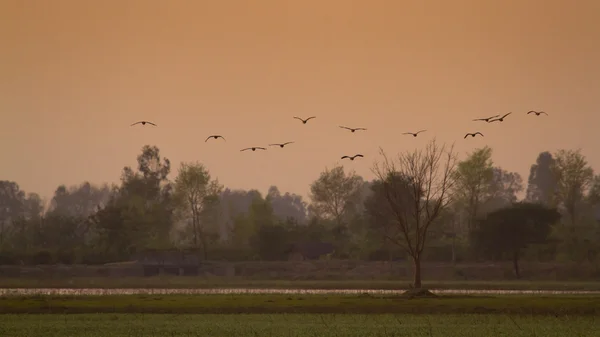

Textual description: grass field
[1,293,599,315]
[2,277,600,291]
[0,313,598,337]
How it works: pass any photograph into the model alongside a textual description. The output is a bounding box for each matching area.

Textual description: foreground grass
[2,277,600,291]
[0,313,598,337]
[1,294,599,315]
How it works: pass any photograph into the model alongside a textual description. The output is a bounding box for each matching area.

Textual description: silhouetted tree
[372,139,457,288]
[482,168,524,213]
[526,151,557,205]
[0,181,26,247]
[49,182,110,219]
[266,186,308,224]
[472,202,561,278]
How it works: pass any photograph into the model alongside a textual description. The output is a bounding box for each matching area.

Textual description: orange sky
[1,0,599,203]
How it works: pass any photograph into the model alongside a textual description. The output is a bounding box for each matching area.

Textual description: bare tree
[371,139,457,288]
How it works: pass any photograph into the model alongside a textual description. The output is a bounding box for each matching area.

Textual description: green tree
[472,202,561,278]
[91,145,175,260]
[552,149,594,225]
[309,166,363,227]
[372,139,457,288]
[0,181,26,247]
[587,175,600,206]
[483,168,524,212]
[451,147,495,231]
[49,182,110,219]
[173,162,223,258]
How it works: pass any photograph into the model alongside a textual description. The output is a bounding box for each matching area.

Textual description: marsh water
[1,288,599,296]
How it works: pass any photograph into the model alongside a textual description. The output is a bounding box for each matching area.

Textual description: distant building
[134,248,203,276]
[286,242,335,260]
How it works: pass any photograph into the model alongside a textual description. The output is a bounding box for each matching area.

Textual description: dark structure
[135,248,202,276]
[286,242,335,260]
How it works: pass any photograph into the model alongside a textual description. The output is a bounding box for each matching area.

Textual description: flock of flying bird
[130,110,548,161]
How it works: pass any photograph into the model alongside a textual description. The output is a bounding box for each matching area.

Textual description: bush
[30,250,53,265]
[0,251,20,265]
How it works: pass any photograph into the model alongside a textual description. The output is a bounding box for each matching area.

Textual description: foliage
[1,142,600,268]
[551,149,594,225]
[173,161,222,258]
[309,166,364,226]
[526,151,557,206]
[472,202,561,278]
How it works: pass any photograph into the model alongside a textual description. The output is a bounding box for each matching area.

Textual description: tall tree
[525,151,557,205]
[93,145,175,258]
[49,182,110,219]
[587,175,600,207]
[472,202,561,278]
[309,166,363,227]
[371,139,457,288]
[552,149,594,225]
[266,186,308,223]
[0,181,26,246]
[482,168,524,212]
[173,161,222,258]
[451,147,494,231]
[219,188,263,241]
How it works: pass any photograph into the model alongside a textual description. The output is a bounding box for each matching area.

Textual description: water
[1,288,599,296]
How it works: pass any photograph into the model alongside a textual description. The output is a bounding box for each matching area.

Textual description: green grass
[2,277,600,291]
[0,313,598,337]
[1,294,599,315]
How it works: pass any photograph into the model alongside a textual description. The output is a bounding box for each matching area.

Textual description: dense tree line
[1,142,599,286]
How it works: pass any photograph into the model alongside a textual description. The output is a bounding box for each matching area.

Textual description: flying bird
[339,126,367,133]
[464,132,484,139]
[473,115,500,122]
[527,110,548,116]
[131,121,157,126]
[403,130,427,137]
[240,147,266,152]
[489,112,512,122]
[269,142,294,148]
[294,116,316,124]
[205,135,225,142]
[341,154,364,160]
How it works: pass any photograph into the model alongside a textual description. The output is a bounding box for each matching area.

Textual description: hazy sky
[1,0,599,203]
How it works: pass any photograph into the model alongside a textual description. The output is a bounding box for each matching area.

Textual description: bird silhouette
[241,147,266,152]
[473,115,500,122]
[269,142,294,148]
[489,112,512,122]
[339,126,367,133]
[294,116,316,124]
[131,121,157,126]
[341,154,364,160]
[205,135,225,142]
[527,110,548,116]
[464,132,484,139]
[403,130,427,137]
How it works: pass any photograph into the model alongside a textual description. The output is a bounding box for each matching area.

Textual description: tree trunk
[192,211,198,248]
[451,219,456,265]
[412,254,422,288]
[200,231,208,260]
[512,251,520,279]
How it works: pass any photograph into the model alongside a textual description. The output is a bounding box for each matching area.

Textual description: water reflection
[1,288,599,296]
